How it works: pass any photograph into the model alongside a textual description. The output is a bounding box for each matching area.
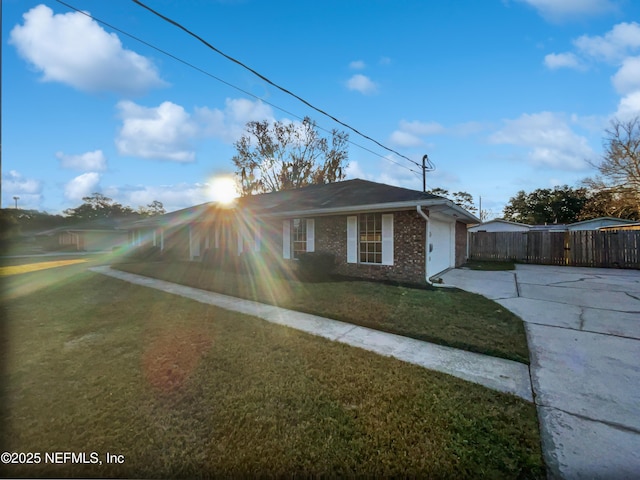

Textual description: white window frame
[283,218,315,260]
[347,213,393,266]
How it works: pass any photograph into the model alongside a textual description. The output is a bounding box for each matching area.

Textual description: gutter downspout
[416,206,434,286]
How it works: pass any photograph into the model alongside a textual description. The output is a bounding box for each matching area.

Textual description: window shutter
[237,230,243,255]
[306,219,315,252]
[282,220,291,259]
[382,214,394,265]
[254,225,261,252]
[347,216,357,263]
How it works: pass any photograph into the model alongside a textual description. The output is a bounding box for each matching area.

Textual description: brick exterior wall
[181,209,469,285]
[455,221,467,266]
[261,210,428,284]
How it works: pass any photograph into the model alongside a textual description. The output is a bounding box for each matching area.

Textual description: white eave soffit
[266,199,480,223]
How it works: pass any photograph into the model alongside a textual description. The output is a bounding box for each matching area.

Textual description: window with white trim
[347,213,393,265]
[359,213,382,264]
[292,218,307,259]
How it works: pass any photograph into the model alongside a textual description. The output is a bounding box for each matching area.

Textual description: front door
[428,216,454,276]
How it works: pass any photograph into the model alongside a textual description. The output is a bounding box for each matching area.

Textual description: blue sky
[3,0,640,216]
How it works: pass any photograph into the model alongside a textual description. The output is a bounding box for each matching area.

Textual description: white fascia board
[132,198,480,227]
[258,199,478,220]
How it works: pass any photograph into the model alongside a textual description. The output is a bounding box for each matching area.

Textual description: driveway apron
[442,264,640,479]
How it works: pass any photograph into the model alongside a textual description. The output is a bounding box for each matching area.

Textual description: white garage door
[428,217,454,277]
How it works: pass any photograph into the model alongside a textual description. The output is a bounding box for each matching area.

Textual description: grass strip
[114,261,530,364]
[1,270,544,478]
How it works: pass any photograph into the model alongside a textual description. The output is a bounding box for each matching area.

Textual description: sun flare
[209,176,239,205]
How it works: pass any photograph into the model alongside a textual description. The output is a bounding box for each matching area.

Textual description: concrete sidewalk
[90,265,532,401]
[442,264,640,479]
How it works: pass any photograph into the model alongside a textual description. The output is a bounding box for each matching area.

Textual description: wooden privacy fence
[469,231,640,268]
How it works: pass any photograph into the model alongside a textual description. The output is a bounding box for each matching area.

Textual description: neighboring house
[129,179,479,284]
[598,222,640,231]
[528,224,568,232]
[36,219,131,252]
[468,219,530,232]
[567,217,637,231]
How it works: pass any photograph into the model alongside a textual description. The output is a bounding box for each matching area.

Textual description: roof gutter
[267,198,479,221]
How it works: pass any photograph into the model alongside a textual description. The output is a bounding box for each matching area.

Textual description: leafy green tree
[137,200,166,217]
[0,208,67,236]
[503,186,588,224]
[426,188,478,214]
[232,116,349,195]
[0,209,21,242]
[578,189,639,220]
[64,193,136,220]
[582,117,640,220]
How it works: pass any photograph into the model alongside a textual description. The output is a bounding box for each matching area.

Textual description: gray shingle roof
[237,179,441,213]
[130,179,479,227]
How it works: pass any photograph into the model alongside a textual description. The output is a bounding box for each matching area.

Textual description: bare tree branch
[232,117,349,195]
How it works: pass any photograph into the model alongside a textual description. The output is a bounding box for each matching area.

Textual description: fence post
[564,231,571,266]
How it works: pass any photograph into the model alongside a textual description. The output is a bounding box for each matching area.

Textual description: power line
[52,0,424,176]
[131,0,425,170]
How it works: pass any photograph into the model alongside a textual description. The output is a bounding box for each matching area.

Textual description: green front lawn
[1,268,544,478]
[115,261,530,364]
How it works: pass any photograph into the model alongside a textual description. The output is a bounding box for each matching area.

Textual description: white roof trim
[568,217,636,227]
[266,199,479,223]
[474,218,531,228]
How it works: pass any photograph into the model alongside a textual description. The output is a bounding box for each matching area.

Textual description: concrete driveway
[441,264,640,479]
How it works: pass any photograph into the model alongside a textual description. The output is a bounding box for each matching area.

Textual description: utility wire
[52,0,423,176]
[131,0,425,169]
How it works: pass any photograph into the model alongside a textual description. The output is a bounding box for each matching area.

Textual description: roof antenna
[422,154,435,192]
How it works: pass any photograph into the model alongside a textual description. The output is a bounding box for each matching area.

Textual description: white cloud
[379,57,392,66]
[349,60,366,70]
[2,170,42,194]
[116,98,276,162]
[389,120,445,147]
[346,74,378,95]
[104,183,211,213]
[544,23,640,71]
[345,159,422,190]
[400,120,445,136]
[542,23,640,122]
[65,172,101,201]
[615,91,640,120]
[2,170,44,210]
[197,98,275,143]
[612,56,640,94]
[544,52,584,70]
[56,150,107,171]
[389,130,424,147]
[9,4,166,95]
[574,22,640,63]
[515,0,618,22]
[116,101,199,162]
[489,112,595,170]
